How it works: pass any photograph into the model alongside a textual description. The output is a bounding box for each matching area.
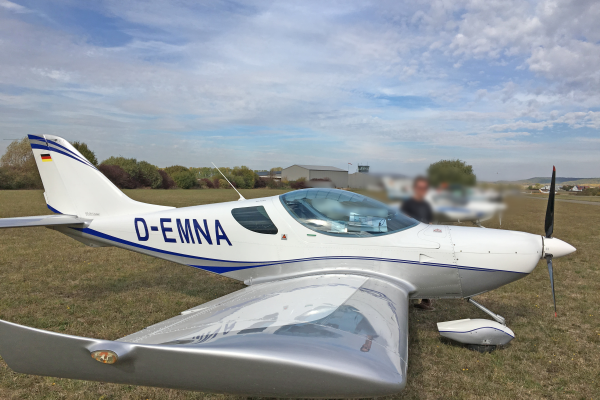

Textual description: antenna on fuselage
[211,162,246,201]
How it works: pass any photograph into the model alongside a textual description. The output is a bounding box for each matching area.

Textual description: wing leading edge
[0,274,410,397]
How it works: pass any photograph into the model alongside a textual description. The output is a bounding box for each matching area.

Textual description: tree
[71,141,98,166]
[0,137,42,189]
[196,167,217,179]
[164,165,190,176]
[427,159,476,187]
[561,185,574,191]
[170,170,197,189]
[164,165,198,189]
[232,166,256,189]
[158,170,176,189]
[100,157,164,188]
[137,161,163,189]
[101,156,141,185]
[98,164,138,189]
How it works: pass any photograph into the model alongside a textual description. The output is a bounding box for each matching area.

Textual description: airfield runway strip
[523,196,600,206]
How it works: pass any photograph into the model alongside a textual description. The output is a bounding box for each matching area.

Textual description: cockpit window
[280,189,418,237]
[231,206,278,235]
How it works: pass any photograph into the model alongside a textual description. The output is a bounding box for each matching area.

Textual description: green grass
[0,190,598,399]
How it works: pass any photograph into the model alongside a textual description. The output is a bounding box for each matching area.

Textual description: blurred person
[402,176,433,224]
[402,176,434,311]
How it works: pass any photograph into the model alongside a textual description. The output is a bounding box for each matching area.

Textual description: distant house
[571,185,590,192]
[256,171,281,181]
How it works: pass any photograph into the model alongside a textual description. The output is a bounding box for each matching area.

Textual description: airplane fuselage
[55,194,543,299]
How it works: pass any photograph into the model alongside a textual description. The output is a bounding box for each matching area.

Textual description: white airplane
[0,135,575,397]
[383,177,506,226]
[427,188,507,226]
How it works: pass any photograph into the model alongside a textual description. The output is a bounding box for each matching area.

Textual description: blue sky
[0,0,598,180]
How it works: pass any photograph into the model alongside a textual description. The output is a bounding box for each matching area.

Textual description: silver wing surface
[0,214,86,229]
[0,274,410,397]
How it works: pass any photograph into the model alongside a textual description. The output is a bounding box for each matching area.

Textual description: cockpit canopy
[280,189,418,237]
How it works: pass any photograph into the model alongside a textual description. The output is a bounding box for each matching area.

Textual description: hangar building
[282,164,348,188]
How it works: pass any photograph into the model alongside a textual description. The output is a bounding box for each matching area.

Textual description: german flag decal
[40,154,52,162]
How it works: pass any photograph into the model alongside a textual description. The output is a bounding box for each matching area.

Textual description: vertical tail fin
[28,135,171,218]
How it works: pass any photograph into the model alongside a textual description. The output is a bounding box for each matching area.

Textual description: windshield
[280,189,419,237]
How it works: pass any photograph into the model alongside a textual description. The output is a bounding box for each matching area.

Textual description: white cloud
[0,0,597,179]
[0,0,28,13]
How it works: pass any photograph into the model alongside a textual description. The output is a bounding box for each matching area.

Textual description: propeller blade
[544,166,556,238]
[546,255,557,317]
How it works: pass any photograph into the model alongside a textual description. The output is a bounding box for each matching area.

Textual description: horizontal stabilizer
[0,215,86,229]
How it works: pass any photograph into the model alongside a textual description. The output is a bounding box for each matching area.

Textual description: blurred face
[414,180,429,200]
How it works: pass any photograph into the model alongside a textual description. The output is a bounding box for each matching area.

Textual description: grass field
[526,192,600,203]
[0,189,598,399]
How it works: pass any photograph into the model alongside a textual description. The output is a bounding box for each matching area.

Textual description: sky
[0,0,598,181]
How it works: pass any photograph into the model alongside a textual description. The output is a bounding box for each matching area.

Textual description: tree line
[0,138,485,191]
[0,138,286,190]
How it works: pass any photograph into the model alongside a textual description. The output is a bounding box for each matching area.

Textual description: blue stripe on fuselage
[70,227,527,275]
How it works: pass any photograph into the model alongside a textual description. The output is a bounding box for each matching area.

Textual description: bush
[219,179,231,189]
[101,157,166,188]
[254,177,267,188]
[290,177,307,189]
[199,178,214,188]
[102,157,140,181]
[267,178,285,189]
[158,170,176,189]
[581,187,600,196]
[71,141,98,166]
[138,161,163,189]
[171,170,197,189]
[98,164,138,189]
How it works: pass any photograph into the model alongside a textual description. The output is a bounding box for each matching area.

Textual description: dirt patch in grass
[0,190,598,399]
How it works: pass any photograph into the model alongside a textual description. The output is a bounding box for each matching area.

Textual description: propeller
[544,166,557,317]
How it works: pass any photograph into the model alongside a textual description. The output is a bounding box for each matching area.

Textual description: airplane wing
[0,274,410,397]
[0,214,86,229]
